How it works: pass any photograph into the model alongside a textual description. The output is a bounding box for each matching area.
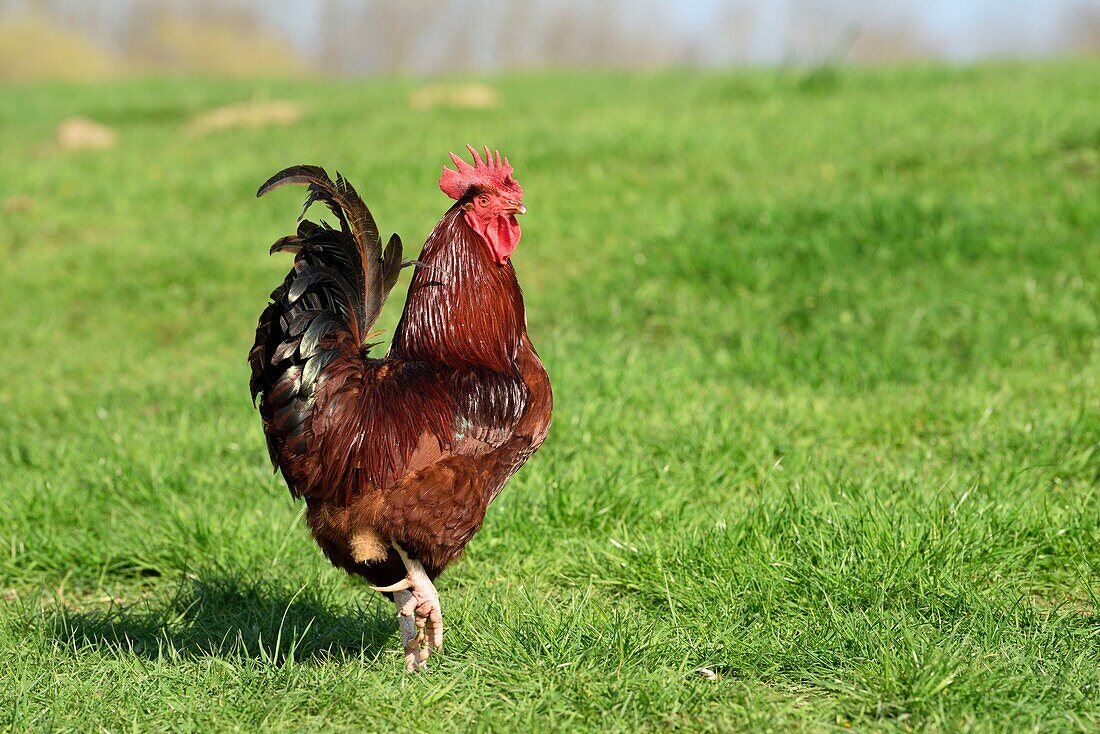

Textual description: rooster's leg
[373,546,442,671]
[391,589,428,670]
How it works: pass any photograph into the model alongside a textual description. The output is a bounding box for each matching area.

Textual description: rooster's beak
[511,203,526,216]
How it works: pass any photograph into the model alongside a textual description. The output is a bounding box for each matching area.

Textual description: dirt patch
[409,83,499,110]
[4,195,36,214]
[186,100,303,135]
[57,117,118,151]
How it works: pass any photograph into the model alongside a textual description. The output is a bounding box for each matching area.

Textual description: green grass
[0,63,1098,732]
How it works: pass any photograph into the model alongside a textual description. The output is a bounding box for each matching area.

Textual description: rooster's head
[440,145,525,265]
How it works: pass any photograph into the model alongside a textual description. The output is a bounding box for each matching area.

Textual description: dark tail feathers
[248,165,404,472]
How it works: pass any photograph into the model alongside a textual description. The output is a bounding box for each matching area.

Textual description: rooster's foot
[392,588,429,670]
[375,547,443,671]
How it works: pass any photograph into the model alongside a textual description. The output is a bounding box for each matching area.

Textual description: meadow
[0,64,1097,732]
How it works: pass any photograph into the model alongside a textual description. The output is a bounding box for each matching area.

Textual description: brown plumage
[248,151,551,668]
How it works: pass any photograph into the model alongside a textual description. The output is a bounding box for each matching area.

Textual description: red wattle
[465,211,521,264]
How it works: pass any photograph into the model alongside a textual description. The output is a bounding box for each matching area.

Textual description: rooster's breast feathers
[295,352,531,506]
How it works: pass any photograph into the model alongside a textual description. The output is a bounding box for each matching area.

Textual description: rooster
[248,147,552,670]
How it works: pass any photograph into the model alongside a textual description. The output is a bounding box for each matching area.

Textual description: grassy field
[0,63,1097,732]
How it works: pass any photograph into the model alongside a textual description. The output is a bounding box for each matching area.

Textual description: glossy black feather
[381,233,403,297]
[271,336,301,365]
[268,365,303,403]
[302,349,338,392]
[287,309,322,337]
[269,236,302,255]
[300,314,342,360]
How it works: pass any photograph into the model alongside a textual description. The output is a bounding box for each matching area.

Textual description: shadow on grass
[47,572,397,665]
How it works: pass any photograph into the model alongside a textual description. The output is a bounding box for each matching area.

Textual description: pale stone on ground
[187,100,302,135]
[57,118,117,151]
[408,84,499,110]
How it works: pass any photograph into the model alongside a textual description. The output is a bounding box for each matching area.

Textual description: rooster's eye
[477,195,490,208]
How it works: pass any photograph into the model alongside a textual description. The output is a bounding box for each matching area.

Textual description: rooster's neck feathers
[389,206,524,373]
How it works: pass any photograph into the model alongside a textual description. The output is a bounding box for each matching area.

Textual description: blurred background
[2,0,1099,80]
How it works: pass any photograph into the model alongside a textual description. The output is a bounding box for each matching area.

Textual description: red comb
[439,145,523,201]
